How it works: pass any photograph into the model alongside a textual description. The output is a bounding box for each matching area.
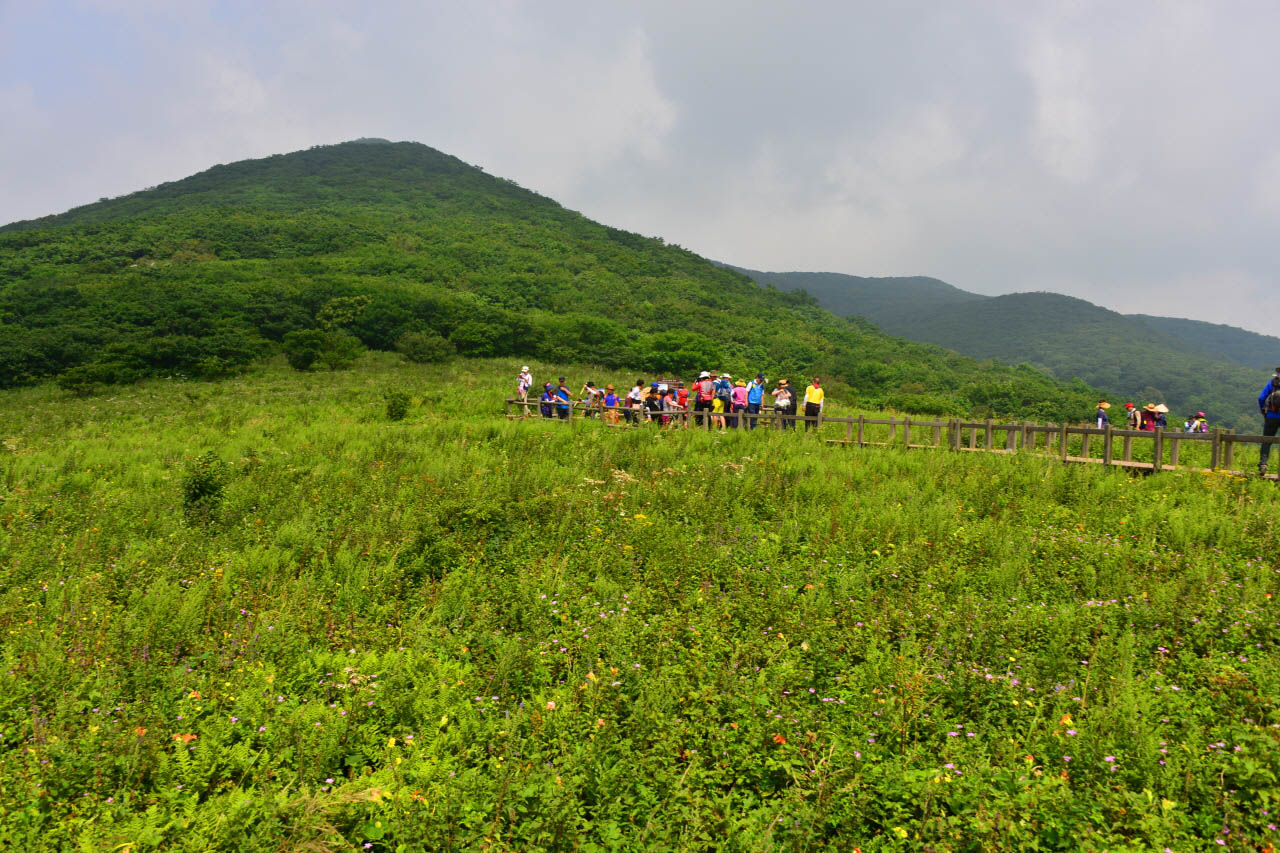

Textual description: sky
[3,0,1279,333]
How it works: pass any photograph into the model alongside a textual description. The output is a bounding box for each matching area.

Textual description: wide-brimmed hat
[699,371,710,379]
[1143,403,1158,412]
[1097,401,1111,409]
[735,379,746,386]
[1154,403,1169,413]
[605,384,615,390]
[777,379,789,387]
[722,373,732,380]
[521,365,529,371]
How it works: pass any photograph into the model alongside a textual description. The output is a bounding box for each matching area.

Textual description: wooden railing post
[933,422,942,448]
[1020,421,1030,452]
[904,417,912,448]
[1211,428,1222,470]
[1152,427,1163,472]
[1224,430,1236,470]
[1123,432,1133,463]
[1103,424,1113,467]
[857,415,865,447]
[1059,423,1068,461]
[1169,435,1181,468]
[984,419,993,451]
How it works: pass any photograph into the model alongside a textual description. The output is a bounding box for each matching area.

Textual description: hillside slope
[0,141,1102,419]
[1129,314,1280,371]
[737,267,1269,429]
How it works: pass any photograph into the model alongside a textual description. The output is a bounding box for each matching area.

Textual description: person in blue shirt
[1258,367,1280,476]
[555,377,572,419]
[746,373,765,430]
[539,383,555,418]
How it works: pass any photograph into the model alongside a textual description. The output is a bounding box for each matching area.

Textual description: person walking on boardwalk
[1186,411,1208,433]
[773,380,794,430]
[603,384,620,425]
[1154,404,1169,430]
[517,366,533,408]
[747,373,765,430]
[803,377,825,432]
[539,383,555,418]
[555,377,573,420]
[1124,402,1140,430]
[693,371,714,425]
[1257,367,1280,476]
[732,379,748,428]
[1095,400,1111,429]
[1139,403,1158,431]
[643,382,664,423]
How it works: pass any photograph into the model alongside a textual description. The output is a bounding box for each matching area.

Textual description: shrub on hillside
[384,390,411,421]
[395,330,455,364]
[181,451,227,525]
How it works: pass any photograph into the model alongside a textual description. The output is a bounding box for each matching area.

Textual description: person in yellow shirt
[803,377,825,431]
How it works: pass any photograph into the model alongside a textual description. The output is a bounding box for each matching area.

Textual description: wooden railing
[505,399,1280,478]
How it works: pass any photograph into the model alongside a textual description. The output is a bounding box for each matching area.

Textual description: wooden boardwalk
[506,399,1280,480]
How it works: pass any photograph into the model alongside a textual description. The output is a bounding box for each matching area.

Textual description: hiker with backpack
[1139,404,1159,431]
[693,371,715,427]
[714,372,734,428]
[1257,368,1280,477]
[1184,411,1208,433]
[1124,402,1140,430]
[1095,401,1111,428]
[517,366,533,408]
[773,380,795,430]
[626,379,646,424]
[746,373,765,430]
[539,383,555,418]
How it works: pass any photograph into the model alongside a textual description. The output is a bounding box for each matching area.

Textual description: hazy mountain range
[729,267,1277,430]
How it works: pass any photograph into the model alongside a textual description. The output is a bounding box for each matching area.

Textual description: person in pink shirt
[731,379,748,428]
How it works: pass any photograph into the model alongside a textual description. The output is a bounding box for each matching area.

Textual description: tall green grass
[1,354,1276,851]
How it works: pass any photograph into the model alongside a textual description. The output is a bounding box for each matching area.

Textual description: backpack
[715,378,732,401]
[1268,384,1280,414]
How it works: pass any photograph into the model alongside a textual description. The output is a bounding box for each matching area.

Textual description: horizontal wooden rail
[503,399,1280,479]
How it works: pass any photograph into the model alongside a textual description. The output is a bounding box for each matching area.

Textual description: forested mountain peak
[0,141,553,234]
[0,140,1110,420]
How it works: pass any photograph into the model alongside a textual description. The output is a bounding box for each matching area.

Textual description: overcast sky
[3,1,1279,333]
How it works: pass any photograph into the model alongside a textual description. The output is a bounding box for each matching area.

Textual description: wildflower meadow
[1,355,1276,850]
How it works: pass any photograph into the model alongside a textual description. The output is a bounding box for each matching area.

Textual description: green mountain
[1129,314,1280,371]
[736,267,1270,430]
[0,140,1105,419]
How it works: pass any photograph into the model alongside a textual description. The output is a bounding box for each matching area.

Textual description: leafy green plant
[181,450,228,524]
[384,389,410,421]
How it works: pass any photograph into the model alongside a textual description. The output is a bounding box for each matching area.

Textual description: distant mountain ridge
[734,266,1275,429]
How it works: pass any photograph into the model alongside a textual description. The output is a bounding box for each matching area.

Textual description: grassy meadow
[1,354,1277,851]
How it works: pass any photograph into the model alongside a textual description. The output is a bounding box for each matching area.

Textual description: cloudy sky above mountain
[3,1,1278,333]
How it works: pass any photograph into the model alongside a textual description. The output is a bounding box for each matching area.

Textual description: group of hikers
[516,366,825,430]
[517,365,1280,476]
[1094,400,1209,433]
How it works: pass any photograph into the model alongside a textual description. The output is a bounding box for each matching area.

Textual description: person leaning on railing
[1258,367,1280,477]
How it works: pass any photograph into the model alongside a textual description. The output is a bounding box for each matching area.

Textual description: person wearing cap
[579,380,602,418]
[731,379,748,428]
[1139,403,1158,431]
[675,380,689,425]
[517,365,533,408]
[603,384,620,425]
[1257,367,1280,476]
[555,377,572,420]
[772,380,794,430]
[539,382,555,418]
[802,377,825,432]
[1185,411,1208,434]
[693,371,715,425]
[1095,400,1111,429]
[643,382,664,423]
[1124,402,1140,430]
[746,373,765,430]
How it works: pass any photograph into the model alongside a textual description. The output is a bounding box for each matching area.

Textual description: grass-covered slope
[1,356,1277,850]
[738,266,1269,429]
[0,140,1106,420]
[1130,314,1280,372]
